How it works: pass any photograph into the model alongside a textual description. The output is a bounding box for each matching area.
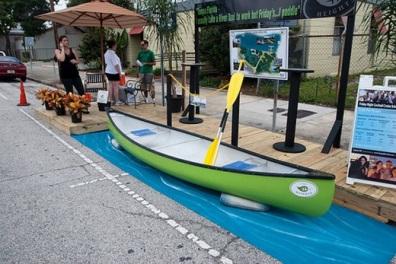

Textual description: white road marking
[19,108,233,264]
[0,92,8,100]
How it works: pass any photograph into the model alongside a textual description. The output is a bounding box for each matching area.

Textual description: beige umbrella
[36,0,146,87]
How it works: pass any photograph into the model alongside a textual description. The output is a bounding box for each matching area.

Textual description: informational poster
[229,27,289,80]
[97,90,109,104]
[346,75,396,189]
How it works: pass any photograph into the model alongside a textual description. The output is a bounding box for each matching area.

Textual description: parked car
[0,51,5,56]
[0,56,27,81]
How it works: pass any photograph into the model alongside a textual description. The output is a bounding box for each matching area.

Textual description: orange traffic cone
[17,80,30,106]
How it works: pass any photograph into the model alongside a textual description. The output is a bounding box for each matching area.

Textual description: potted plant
[64,93,91,123]
[153,67,161,79]
[35,88,54,110]
[47,90,67,115]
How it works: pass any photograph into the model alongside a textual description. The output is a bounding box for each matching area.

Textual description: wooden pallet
[34,103,396,223]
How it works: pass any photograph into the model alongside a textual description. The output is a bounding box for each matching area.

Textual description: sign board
[346,75,396,189]
[229,27,289,80]
[24,37,34,48]
[195,0,357,27]
[97,90,109,104]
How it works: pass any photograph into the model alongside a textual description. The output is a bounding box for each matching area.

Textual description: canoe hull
[108,116,335,217]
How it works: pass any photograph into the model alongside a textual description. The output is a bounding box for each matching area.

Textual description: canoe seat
[223,161,257,171]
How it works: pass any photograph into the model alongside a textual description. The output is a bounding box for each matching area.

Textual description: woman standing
[54,35,85,96]
[104,39,122,105]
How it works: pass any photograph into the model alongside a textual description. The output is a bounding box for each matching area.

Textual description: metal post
[166,74,172,127]
[160,33,165,106]
[194,9,200,114]
[49,0,60,78]
[273,68,313,153]
[181,50,186,110]
[322,13,356,153]
[179,63,204,124]
[255,22,261,95]
[231,94,240,147]
[29,47,33,72]
[334,14,355,148]
[100,18,106,90]
[272,80,279,131]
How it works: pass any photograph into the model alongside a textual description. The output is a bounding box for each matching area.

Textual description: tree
[0,1,17,52]
[199,25,231,75]
[20,0,51,36]
[139,0,191,72]
[363,0,396,64]
[0,0,50,53]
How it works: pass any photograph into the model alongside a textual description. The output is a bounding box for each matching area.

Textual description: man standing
[137,40,156,103]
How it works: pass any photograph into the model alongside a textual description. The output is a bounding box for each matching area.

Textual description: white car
[0,51,5,56]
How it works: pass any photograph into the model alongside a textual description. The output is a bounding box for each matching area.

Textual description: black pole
[273,68,313,153]
[179,63,204,124]
[322,13,356,153]
[231,94,240,147]
[194,11,200,114]
[166,74,172,127]
[334,13,356,148]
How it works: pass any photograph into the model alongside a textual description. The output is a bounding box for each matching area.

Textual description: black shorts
[106,73,120,81]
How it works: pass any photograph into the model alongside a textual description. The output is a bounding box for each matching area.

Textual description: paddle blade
[226,72,244,112]
[203,138,220,165]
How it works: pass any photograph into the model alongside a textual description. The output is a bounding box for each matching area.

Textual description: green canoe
[107,110,335,216]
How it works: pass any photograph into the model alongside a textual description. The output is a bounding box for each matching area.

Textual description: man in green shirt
[137,40,156,102]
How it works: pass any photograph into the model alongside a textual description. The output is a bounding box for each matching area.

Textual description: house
[32,26,86,60]
[0,26,24,57]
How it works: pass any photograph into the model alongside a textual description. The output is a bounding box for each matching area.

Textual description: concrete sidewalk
[27,61,354,149]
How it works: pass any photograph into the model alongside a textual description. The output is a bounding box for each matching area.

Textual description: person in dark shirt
[349,156,368,179]
[54,35,84,96]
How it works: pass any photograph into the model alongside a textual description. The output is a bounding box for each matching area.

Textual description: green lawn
[200,67,396,110]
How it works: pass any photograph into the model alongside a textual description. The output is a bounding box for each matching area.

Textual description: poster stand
[346,75,396,189]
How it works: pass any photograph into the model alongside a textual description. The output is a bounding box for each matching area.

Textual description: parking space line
[19,108,233,264]
[0,92,8,100]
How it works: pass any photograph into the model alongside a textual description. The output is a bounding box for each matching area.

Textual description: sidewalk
[27,61,354,149]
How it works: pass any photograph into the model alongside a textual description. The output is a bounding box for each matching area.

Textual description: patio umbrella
[36,0,146,86]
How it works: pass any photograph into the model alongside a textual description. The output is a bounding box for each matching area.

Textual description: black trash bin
[98,102,111,111]
[169,95,183,113]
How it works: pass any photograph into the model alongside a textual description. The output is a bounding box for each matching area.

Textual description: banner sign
[346,76,396,189]
[229,27,289,80]
[195,0,357,26]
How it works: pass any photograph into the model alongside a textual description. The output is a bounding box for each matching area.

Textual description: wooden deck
[34,103,396,223]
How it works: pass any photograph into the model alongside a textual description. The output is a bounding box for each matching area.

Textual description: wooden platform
[34,103,396,223]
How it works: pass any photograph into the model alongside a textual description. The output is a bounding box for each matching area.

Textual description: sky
[54,0,67,11]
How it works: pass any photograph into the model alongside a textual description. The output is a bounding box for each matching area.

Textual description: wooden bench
[84,72,106,93]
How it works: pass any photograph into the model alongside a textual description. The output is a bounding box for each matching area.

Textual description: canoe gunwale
[107,109,335,180]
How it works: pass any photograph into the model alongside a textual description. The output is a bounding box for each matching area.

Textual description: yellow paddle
[204,61,245,166]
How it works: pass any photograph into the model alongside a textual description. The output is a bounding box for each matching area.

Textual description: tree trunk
[5,33,11,55]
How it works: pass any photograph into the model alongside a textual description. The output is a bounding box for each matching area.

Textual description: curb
[27,76,63,89]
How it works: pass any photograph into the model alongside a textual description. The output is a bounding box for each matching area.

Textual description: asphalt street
[0,80,279,264]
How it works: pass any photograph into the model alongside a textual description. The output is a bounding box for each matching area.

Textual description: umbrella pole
[100,19,106,90]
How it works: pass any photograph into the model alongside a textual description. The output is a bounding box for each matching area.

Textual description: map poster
[346,75,396,189]
[229,27,289,80]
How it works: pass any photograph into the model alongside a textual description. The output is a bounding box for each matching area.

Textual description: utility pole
[49,0,59,48]
[49,0,60,77]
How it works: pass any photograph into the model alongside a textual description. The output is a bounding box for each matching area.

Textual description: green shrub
[153,67,161,76]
